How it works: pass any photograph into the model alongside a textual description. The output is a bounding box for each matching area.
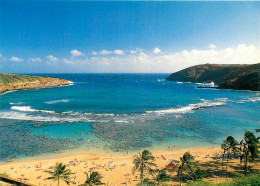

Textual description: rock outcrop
[166,63,260,91]
[0,73,70,94]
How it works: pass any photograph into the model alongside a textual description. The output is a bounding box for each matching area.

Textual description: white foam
[0,90,17,95]
[45,99,70,104]
[157,79,165,82]
[11,106,55,114]
[10,102,23,105]
[3,100,226,123]
[215,98,229,102]
[95,113,115,116]
[146,101,225,115]
[236,96,260,103]
[11,106,38,112]
[68,81,74,85]
[0,112,59,122]
[0,111,95,123]
[248,97,260,103]
[115,120,129,123]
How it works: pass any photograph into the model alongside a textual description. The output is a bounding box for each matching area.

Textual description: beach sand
[0,147,259,186]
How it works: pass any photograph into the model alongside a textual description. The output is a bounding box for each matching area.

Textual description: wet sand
[0,146,259,185]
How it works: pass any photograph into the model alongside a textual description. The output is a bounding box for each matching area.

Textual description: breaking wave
[44,99,70,104]
[11,106,55,114]
[146,101,225,115]
[0,99,227,123]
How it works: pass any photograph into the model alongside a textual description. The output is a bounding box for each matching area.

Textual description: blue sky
[0,1,259,73]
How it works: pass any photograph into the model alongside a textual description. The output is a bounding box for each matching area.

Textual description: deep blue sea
[0,74,259,161]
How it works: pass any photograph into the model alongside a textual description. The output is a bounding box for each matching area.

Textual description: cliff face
[166,63,260,91]
[0,73,70,94]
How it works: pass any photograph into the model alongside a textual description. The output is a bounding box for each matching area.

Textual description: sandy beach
[1,146,258,186]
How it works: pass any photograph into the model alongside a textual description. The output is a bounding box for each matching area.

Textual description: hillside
[0,73,70,94]
[166,63,260,91]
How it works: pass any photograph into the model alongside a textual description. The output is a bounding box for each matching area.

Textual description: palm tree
[221,136,239,178]
[155,170,171,186]
[81,170,104,186]
[45,162,72,186]
[240,131,259,175]
[221,141,228,170]
[177,152,196,185]
[136,178,156,186]
[132,149,157,182]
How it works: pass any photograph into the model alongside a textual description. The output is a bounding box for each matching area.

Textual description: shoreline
[0,146,225,185]
[2,146,257,185]
[0,74,70,95]
[0,145,219,165]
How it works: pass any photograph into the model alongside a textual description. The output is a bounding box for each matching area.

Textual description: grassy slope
[0,73,41,84]
[166,63,260,91]
[0,73,69,94]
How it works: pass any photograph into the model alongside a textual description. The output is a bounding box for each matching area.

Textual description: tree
[177,152,196,185]
[132,149,157,182]
[136,178,156,186]
[240,131,259,175]
[45,162,72,186]
[81,171,104,186]
[221,136,239,178]
[221,141,228,170]
[155,170,171,186]
[191,167,208,181]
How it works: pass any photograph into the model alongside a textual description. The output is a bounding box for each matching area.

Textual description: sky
[0,1,260,73]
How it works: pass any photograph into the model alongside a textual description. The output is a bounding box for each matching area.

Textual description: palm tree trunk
[244,154,248,175]
[141,160,144,181]
[226,151,229,178]
[180,170,182,186]
[222,154,224,170]
[58,177,59,186]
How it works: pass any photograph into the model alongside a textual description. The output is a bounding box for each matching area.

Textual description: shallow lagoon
[0,74,259,161]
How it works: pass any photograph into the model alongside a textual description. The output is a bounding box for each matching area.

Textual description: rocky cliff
[0,73,70,94]
[166,63,260,91]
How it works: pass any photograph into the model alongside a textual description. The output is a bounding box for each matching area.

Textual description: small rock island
[0,73,70,94]
[166,63,260,91]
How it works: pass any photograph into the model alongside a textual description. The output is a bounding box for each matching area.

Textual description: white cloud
[0,54,2,57]
[130,50,136,54]
[70,49,84,57]
[114,50,124,55]
[46,55,58,62]
[29,58,42,62]
[58,44,260,73]
[92,51,97,55]
[99,50,112,55]
[10,56,23,62]
[153,48,161,54]
[209,43,217,49]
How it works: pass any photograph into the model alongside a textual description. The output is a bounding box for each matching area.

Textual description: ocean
[0,73,259,162]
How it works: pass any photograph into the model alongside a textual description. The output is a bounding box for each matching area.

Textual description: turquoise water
[0,74,259,161]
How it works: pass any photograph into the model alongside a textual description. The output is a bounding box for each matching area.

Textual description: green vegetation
[136,178,157,186]
[0,73,40,84]
[133,130,259,185]
[155,170,171,185]
[187,173,260,186]
[240,131,260,175]
[132,149,157,182]
[45,162,72,186]
[166,63,260,91]
[190,167,209,181]
[133,150,171,185]
[81,171,104,186]
[0,172,9,177]
[177,152,196,185]
[221,136,239,178]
